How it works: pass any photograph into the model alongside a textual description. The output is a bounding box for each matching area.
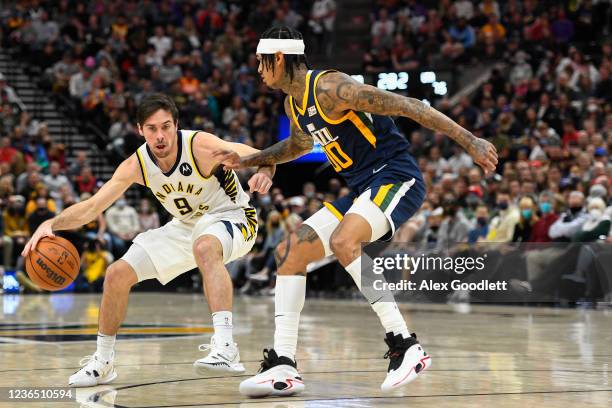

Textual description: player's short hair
[137,93,178,125]
[260,26,310,82]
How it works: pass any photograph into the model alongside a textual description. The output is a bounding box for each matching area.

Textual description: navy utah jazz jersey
[288,70,422,191]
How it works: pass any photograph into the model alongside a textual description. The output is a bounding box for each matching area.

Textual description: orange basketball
[25,236,80,291]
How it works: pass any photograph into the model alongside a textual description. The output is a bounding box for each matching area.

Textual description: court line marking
[1,356,609,373]
[103,388,612,408]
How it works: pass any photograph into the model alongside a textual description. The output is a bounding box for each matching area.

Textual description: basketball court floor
[0,293,610,407]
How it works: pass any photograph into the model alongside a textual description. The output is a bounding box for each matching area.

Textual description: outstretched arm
[22,155,139,255]
[193,133,275,193]
[213,96,314,168]
[316,72,498,173]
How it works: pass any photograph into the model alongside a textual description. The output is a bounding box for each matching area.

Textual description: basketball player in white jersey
[22,93,274,387]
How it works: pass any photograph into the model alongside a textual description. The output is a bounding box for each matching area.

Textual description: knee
[103,262,136,293]
[330,232,359,264]
[193,236,223,271]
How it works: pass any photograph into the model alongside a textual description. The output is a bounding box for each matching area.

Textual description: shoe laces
[198,339,234,360]
[78,355,95,367]
[258,348,277,373]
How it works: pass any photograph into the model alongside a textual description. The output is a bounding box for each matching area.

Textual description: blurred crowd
[0,1,611,303]
[2,0,336,157]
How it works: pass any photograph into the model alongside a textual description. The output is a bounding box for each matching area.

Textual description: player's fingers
[248,177,256,192]
[253,175,265,192]
[21,241,31,257]
[261,179,272,193]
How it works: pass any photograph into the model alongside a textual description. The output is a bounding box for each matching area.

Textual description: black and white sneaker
[239,348,304,397]
[193,335,245,374]
[381,332,431,392]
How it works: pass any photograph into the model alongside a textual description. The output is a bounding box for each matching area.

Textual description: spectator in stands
[43,161,70,201]
[310,0,337,56]
[529,190,559,242]
[572,197,610,242]
[105,196,139,257]
[549,191,588,242]
[468,205,489,243]
[512,195,538,242]
[137,198,160,233]
[25,183,56,217]
[3,195,28,265]
[80,238,112,292]
[75,166,97,194]
[486,189,520,242]
[27,196,54,233]
[437,194,472,250]
[371,8,395,48]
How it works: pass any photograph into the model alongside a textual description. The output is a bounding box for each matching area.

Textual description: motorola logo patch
[179,163,193,176]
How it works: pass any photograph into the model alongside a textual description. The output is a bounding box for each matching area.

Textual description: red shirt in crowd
[0,146,18,164]
[75,175,97,194]
[529,213,560,242]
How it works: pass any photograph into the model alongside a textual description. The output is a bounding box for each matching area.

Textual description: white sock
[371,302,410,338]
[345,257,410,338]
[212,311,233,346]
[96,332,115,362]
[274,275,306,360]
[345,257,362,289]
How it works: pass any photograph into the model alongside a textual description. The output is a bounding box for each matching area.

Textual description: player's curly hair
[260,26,310,82]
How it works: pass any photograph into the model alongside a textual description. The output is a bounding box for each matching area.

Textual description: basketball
[25,236,80,291]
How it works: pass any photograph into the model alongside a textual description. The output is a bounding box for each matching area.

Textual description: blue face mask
[539,202,551,214]
[522,209,532,219]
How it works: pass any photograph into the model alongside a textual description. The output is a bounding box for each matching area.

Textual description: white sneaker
[239,349,304,397]
[193,335,245,374]
[68,354,117,388]
[381,333,431,392]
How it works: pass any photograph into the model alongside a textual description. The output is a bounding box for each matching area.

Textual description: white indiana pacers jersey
[135,129,251,224]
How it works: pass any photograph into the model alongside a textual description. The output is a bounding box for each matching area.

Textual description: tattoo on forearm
[321,73,478,151]
[296,225,319,244]
[241,97,313,167]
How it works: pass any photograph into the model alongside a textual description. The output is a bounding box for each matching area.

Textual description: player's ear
[275,51,284,69]
[137,123,144,137]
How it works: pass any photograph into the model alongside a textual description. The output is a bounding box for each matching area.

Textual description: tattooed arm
[316,72,498,173]
[213,96,314,169]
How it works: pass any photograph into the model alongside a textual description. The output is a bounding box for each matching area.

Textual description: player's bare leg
[69,260,138,387]
[193,235,245,373]
[239,224,325,397]
[330,213,431,391]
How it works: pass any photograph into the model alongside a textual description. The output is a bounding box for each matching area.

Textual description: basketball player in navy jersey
[214,26,498,397]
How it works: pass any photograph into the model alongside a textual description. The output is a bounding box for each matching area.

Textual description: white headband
[256,39,305,55]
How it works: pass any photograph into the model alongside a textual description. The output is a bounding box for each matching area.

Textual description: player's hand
[212,149,242,170]
[248,172,273,194]
[22,219,55,257]
[468,138,498,175]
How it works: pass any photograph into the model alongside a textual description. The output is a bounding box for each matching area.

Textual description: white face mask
[116,199,127,209]
[589,208,603,219]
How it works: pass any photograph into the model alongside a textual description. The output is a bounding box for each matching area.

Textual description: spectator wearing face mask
[105,196,140,257]
[529,190,559,242]
[549,191,588,242]
[513,196,539,242]
[468,205,489,244]
[437,195,472,251]
[572,197,611,242]
[422,207,444,246]
[486,189,520,242]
